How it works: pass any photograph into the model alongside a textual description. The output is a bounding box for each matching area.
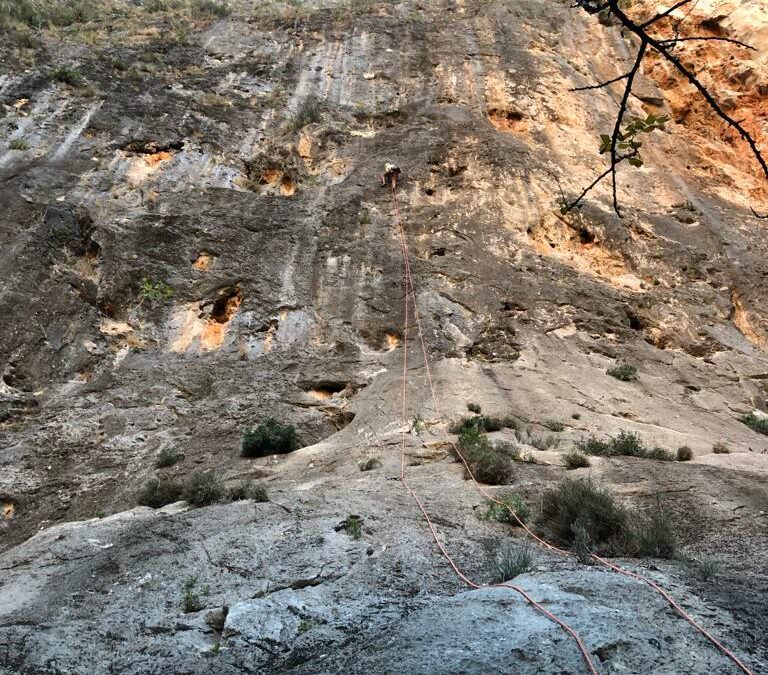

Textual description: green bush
[359,457,382,471]
[227,479,268,502]
[742,412,768,435]
[156,448,184,468]
[480,492,530,524]
[183,471,224,506]
[712,442,730,454]
[0,0,99,29]
[491,543,533,583]
[289,95,321,130]
[467,402,482,414]
[606,363,637,382]
[455,428,515,485]
[51,66,84,87]
[344,514,362,539]
[562,451,591,470]
[543,419,565,432]
[189,0,230,17]
[539,479,675,558]
[8,138,28,150]
[676,446,693,461]
[576,430,672,461]
[138,476,183,508]
[241,418,299,457]
[182,576,205,613]
[450,415,505,434]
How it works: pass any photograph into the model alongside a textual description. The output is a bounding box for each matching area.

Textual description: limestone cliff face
[1,1,767,673]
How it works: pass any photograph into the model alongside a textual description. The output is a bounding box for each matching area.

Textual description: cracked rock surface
[1,0,768,673]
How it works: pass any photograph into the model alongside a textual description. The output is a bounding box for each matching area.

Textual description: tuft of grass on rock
[576,430,673,461]
[712,442,730,454]
[467,402,482,414]
[606,363,637,382]
[182,576,205,613]
[139,476,184,508]
[690,558,719,582]
[455,427,515,485]
[241,418,299,457]
[8,138,28,150]
[189,0,231,17]
[183,471,224,506]
[742,412,768,435]
[543,419,565,432]
[676,446,693,462]
[491,543,533,583]
[227,479,268,503]
[562,450,591,470]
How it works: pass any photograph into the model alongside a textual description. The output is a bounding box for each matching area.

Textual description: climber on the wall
[380,162,401,189]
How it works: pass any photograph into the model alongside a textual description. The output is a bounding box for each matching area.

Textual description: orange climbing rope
[392,179,599,675]
[389,180,754,675]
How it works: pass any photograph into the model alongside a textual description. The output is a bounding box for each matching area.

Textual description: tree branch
[640,0,693,28]
[660,36,756,50]
[570,72,629,92]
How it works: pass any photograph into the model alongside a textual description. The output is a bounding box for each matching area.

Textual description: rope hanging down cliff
[386,169,753,675]
[385,166,598,675]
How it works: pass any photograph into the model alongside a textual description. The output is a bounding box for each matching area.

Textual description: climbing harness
[389,178,753,675]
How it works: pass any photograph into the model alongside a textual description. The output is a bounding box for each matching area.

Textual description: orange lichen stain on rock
[126,150,175,188]
[528,215,644,292]
[488,108,528,133]
[732,291,768,350]
[260,168,282,186]
[306,389,333,401]
[171,289,243,353]
[192,252,214,271]
[385,333,401,351]
[280,176,296,196]
[2,502,14,520]
[297,133,313,160]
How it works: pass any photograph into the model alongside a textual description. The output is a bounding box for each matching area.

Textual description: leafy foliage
[676,446,693,462]
[480,492,530,524]
[156,448,184,468]
[139,277,174,303]
[241,419,299,457]
[597,114,669,169]
[344,514,363,539]
[576,430,673,461]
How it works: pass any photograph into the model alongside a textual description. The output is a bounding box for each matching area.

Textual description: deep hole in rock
[430,247,446,257]
[122,140,183,155]
[627,312,643,330]
[579,227,595,245]
[208,287,243,324]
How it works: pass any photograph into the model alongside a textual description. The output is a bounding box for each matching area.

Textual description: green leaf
[628,157,644,168]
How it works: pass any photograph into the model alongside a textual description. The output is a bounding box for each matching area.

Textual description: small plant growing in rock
[138,476,183,508]
[562,451,591,470]
[480,492,530,524]
[543,419,565,432]
[456,427,515,485]
[676,446,693,462]
[190,0,231,17]
[712,442,730,454]
[182,576,205,613]
[646,447,674,462]
[358,457,382,471]
[183,471,224,506]
[51,65,85,87]
[297,618,315,634]
[344,514,363,539]
[411,414,426,434]
[491,542,533,583]
[742,412,768,435]
[450,415,504,434]
[467,402,482,414]
[8,138,28,150]
[156,448,184,468]
[138,277,174,304]
[576,430,673,461]
[606,363,637,382]
[241,418,299,457]
[358,210,371,225]
[289,95,321,131]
